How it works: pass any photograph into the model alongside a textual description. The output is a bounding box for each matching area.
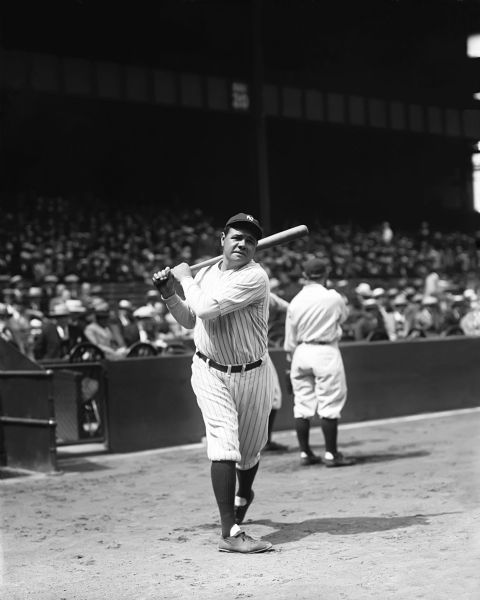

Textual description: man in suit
[33,303,72,361]
[116,299,141,347]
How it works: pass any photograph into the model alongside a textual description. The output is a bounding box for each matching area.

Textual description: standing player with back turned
[152,213,274,554]
[284,257,355,467]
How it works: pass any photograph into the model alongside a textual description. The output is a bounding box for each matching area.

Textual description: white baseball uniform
[284,282,349,420]
[163,259,274,470]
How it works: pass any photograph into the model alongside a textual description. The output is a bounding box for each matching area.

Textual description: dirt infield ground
[1,408,480,600]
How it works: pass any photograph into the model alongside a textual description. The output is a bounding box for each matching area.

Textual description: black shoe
[300,454,321,466]
[323,452,356,467]
[218,531,272,553]
[234,490,255,525]
[263,440,289,452]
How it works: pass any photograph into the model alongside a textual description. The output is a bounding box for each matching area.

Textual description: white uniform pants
[290,343,347,420]
[191,353,274,470]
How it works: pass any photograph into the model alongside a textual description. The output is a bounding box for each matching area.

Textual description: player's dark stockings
[320,417,338,455]
[267,409,278,442]
[236,462,259,503]
[211,460,236,538]
[295,417,313,455]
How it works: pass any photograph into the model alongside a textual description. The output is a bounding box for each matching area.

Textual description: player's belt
[195,351,262,373]
[298,340,331,344]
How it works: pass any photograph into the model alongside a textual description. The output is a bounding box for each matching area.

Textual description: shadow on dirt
[57,460,112,473]
[263,449,430,473]
[253,512,457,544]
[351,450,430,464]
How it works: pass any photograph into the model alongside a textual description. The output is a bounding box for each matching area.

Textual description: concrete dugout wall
[106,337,480,453]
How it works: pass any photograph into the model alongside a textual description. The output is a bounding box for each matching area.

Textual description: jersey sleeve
[283,303,298,353]
[162,294,197,329]
[214,267,269,317]
[333,291,349,324]
[181,263,268,320]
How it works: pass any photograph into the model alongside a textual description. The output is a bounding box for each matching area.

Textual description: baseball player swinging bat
[190,224,309,274]
[151,218,308,553]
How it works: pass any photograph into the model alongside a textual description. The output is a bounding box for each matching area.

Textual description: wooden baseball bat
[190,224,309,274]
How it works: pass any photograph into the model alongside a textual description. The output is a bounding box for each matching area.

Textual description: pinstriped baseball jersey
[192,260,270,365]
[162,257,274,467]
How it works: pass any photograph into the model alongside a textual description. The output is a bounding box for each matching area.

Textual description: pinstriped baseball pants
[191,353,274,470]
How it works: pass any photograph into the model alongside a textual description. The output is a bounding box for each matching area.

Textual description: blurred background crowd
[2,195,480,364]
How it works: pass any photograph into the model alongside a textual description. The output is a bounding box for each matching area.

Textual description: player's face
[221,226,258,270]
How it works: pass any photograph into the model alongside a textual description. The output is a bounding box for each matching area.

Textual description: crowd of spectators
[1,195,480,363]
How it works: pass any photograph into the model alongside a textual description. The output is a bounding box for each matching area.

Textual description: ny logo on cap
[246,215,254,222]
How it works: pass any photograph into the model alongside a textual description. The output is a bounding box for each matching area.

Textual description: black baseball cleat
[323,452,356,467]
[300,454,322,466]
[218,531,272,554]
[234,490,254,525]
[263,441,289,452]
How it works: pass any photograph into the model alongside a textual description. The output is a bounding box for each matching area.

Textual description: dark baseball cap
[224,213,263,240]
[303,258,329,279]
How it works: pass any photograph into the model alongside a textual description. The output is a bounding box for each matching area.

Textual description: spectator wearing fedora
[352,298,390,342]
[340,281,371,341]
[48,283,71,314]
[25,286,45,313]
[413,296,443,336]
[132,305,167,349]
[442,295,468,334]
[64,299,89,348]
[116,299,141,347]
[84,302,127,360]
[403,293,424,336]
[145,289,172,336]
[33,303,72,361]
[391,294,410,340]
